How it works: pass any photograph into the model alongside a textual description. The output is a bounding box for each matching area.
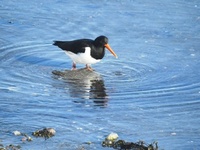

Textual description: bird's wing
[53,39,93,54]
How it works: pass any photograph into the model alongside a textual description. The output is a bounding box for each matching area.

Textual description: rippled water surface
[1,0,200,149]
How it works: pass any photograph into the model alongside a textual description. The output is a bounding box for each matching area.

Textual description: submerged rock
[21,134,32,142]
[0,144,21,150]
[13,131,32,142]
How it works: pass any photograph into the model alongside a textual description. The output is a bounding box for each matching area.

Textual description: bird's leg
[85,64,94,71]
[71,62,76,70]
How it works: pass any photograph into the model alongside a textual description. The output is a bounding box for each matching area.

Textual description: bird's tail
[53,41,64,46]
[53,41,68,50]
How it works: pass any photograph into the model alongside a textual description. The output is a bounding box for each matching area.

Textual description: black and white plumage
[53,35,118,71]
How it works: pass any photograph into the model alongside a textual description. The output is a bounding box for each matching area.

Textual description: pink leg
[72,62,76,70]
[85,64,94,71]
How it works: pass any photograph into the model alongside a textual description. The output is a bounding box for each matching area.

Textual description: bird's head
[95,36,118,58]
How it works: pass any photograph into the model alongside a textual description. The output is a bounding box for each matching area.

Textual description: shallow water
[1,0,200,149]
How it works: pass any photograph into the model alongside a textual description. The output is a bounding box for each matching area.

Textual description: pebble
[47,128,56,136]
[13,131,21,136]
[106,132,119,141]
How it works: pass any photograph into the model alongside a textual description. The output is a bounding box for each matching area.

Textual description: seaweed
[32,128,56,139]
[102,133,158,150]
[0,144,21,150]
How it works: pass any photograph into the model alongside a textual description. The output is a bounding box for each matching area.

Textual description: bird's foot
[85,65,94,71]
[86,67,94,71]
[71,67,76,71]
[71,62,76,70]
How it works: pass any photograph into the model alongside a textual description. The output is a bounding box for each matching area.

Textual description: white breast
[65,47,101,65]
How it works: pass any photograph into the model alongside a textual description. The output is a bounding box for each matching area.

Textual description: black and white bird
[53,35,118,71]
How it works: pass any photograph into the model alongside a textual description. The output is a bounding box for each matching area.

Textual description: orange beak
[104,43,118,58]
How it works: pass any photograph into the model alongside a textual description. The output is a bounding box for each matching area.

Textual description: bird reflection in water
[52,69,108,107]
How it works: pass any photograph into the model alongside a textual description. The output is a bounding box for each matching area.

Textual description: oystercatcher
[53,35,118,71]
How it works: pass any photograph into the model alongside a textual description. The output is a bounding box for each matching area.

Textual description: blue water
[1,0,200,149]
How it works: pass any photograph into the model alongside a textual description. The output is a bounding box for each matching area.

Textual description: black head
[93,35,118,58]
[94,36,108,46]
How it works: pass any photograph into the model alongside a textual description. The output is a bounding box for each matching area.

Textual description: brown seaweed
[102,133,158,150]
[0,144,21,150]
[32,128,56,139]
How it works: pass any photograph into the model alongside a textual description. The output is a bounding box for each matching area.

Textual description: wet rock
[52,68,101,80]
[13,131,21,136]
[102,132,119,148]
[13,131,32,142]
[1,144,21,150]
[106,133,119,141]
[32,128,56,139]
[21,134,32,142]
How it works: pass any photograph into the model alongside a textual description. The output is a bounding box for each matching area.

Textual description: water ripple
[1,0,200,149]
